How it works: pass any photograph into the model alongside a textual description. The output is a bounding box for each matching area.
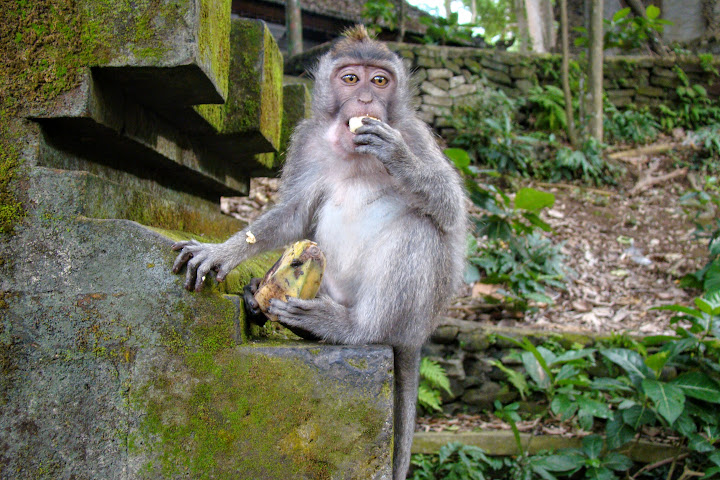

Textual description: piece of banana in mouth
[348,115,380,133]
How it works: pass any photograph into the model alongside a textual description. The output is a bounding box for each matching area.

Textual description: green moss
[0,116,25,235]
[133,347,386,479]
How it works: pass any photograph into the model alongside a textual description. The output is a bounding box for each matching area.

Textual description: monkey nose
[358,92,373,104]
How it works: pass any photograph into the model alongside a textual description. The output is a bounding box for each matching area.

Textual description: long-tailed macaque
[171,25,467,479]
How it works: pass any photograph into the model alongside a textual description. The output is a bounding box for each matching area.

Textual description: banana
[254,240,326,321]
[349,115,380,133]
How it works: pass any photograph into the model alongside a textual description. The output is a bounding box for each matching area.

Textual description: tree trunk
[588,0,603,142]
[514,0,530,52]
[525,0,547,52]
[286,0,303,57]
[560,0,578,146]
[541,0,556,51]
[445,0,452,18]
[397,0,406,41]
[470,0,478,23]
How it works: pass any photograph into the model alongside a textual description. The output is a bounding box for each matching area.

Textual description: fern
[417,357,452,412]
[420,357,451,394]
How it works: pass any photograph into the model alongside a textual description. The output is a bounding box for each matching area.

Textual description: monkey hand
[353,118,412,170]
[267,296,351,343]
[171,240,238,292]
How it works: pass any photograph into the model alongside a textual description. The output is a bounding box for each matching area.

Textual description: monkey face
[329,63,397,153]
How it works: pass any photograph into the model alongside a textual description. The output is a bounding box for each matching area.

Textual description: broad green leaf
[514,187,555,212]
[670,371,720,403]
[591,377,633,393]
[642,379,685,424]
[601,348,654,382]
[603,452,633,471]
[612,7,631,22]
[695,297,714,315]
[553,348,597,366]
[533,453,585,472]
[586,466,615,480]
[622,404,655,428]
[522,351,551,389]
[551,394,579,420]
[645,351,669,377]
[577,396,613,419]
[581,435,604,459]
[651,304,703,318]
[444,148,471,170]
[605,413,635,450]
[645,4,660,19]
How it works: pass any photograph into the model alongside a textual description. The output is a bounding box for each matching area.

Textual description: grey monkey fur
[172,26,467,480]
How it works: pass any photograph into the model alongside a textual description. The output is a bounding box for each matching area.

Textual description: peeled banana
[254,240,326,321]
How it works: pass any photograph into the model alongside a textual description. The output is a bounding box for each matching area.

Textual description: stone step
[29,166,243,240]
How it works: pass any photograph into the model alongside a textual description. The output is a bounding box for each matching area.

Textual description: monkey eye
[341,73,359,84]
[372,75,389,87]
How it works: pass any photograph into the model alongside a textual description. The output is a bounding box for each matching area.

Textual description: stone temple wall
[0,4,392,479]
[387,43,720,134]
[286,43,720,136]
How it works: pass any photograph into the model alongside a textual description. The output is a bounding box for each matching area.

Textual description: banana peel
[254,240,326,321]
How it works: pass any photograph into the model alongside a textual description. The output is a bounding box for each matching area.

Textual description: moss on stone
[133,346,386,479]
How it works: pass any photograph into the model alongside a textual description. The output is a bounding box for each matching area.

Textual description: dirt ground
[222,141,713,337]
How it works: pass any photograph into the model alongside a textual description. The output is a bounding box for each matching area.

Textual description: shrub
[603,104,660,145]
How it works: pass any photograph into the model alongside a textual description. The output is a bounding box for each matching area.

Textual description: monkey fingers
[171,239,202,273]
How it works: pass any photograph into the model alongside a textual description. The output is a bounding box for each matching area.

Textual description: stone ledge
[412,431,684,464]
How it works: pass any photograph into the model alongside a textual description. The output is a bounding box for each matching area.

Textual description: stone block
[34,71,251,199]
[650,75,681,88]
[515,79,535,93]
[449,75,466,89]
[458,330,490,352]
[653,67,677,78]
[464,59,482,73]
[445,59,462,74]
[70,0,232,109]
[432,78,451,91]
[420,104,452,117]
[449,83,477,97]
[636,85,665,97]
[484,69,513,86]
[417,110,436,124]
[423,95,454,107]
[481,57,510,73]
[192,19,284,155]
[417,56,440,68]
[420,81,449,97]
[276,82,312,165]
[427,68,454,80]
[510,65,535,79]
[431,325,460,344]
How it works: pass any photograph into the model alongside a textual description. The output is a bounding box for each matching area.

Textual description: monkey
[171,25,467,480]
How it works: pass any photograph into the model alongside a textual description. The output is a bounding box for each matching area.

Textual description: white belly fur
[314,182,405,307]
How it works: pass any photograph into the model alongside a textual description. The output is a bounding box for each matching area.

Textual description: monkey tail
[392,346,421,480]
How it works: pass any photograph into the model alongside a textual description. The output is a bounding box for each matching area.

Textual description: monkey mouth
[348,115,380,133]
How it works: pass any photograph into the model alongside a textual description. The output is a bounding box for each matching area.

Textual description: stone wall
[286,43,720,135]
[422,319,604,414]
[386,43,720,133]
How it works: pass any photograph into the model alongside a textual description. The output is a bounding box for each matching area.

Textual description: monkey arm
[172,172,322,291]
[353,118,464,234]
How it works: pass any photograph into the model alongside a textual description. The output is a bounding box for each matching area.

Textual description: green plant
[603,104,660,145]
[657,68,720,131]
[447,93,541,177]
[699,53,719,78]
[410,442,503,479]
[679,176,720,292]
[417,357,452,413]
[527,85,568,133]
[361,0,397,36]
[450,113,538,176]
[419,13,477,46]
[548,137,620,185]
[575,6,672,51]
